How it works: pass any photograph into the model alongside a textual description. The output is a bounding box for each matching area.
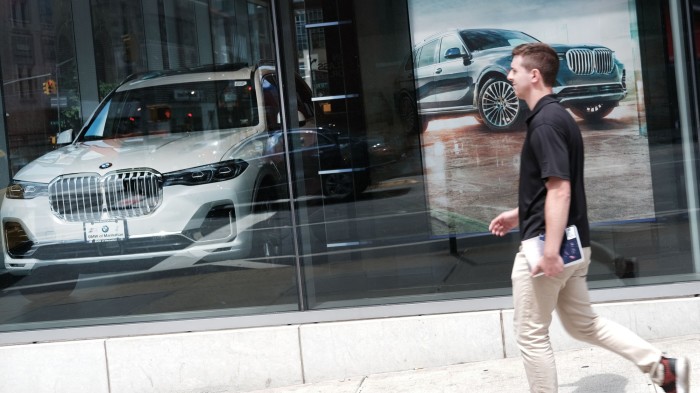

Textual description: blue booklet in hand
[521,225,584,276]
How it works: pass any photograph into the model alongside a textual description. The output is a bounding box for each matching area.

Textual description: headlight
[162,159,249,187]
[6,181,49,199]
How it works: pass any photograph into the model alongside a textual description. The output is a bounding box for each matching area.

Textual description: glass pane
[291,0,445,309]
[91,0,147,93]
[211,0,274,66]
[403,0,700,288]
[287,0,700,311]
[2,0,79,176]
[0,0,697,334]
[0,0,299,332]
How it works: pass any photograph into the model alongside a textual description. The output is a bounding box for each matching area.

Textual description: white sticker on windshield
[234,81,247,87]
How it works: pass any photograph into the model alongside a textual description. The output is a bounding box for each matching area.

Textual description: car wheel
[570,103,615,121]
[398,94,419,134]
[322,172,355,200]
[477,77,526,131]
[251,182,285,263]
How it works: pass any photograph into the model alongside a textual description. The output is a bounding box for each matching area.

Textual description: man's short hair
[512,43,559,87]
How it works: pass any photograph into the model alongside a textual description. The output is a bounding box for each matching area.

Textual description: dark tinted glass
[460,29,538,51]
[0,0,300,332]
[80,80,259,140]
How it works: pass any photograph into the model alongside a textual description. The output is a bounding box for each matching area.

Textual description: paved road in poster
[420,99,654,233]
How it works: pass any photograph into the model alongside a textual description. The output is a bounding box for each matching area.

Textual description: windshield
[459,30,539,52]
[79,79,259,141]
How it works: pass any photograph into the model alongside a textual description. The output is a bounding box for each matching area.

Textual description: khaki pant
[512,246,664,393]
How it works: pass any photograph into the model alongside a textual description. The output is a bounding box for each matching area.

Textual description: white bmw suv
[1,64,310,278]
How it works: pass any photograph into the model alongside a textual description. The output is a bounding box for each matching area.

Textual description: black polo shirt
[518,94,590,247]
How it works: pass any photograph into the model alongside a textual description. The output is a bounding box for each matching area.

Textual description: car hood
[469,47,513,62]
[14,130,256,183]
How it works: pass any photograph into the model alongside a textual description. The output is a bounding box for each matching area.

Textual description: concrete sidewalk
[246,334,699,393]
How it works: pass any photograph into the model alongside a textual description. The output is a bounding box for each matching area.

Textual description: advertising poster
[404,0,653,235]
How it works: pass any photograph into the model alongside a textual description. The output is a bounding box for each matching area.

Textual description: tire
[398,94,419,134]
[322,172,355,200]
[570,103,615,121]
[250,182,286,263]
[477,77,526,131]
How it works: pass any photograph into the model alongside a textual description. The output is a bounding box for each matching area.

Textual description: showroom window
[0,0,299,332]
[0,0,697,336]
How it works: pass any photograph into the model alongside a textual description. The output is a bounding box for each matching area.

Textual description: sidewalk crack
[355,376,368,393]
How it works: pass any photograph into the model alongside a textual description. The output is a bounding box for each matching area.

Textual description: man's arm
[489,208,519,237]
[532,176,571,277]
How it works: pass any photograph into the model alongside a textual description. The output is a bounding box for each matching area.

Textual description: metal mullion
[81,178,87,221]
[102,176,110,219]
[669,0,700,272]
[107,174,117,219]
[79,177,86,222]
[140,172,146,214]
[133,172,140,216]
[88,177,96,221]
[271,0,307,312]
[586,51,591,74]
[145,173,153,212]
[149,174,158,211]
[150,173,159,211]
[136,172,145,216]
[118,173,128,218]
[93,176,100,220]
[61,179,69,221]
[93,177,102,220]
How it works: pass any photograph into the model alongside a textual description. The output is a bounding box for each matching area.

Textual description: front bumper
[0,175,257,275]
[554,82,627,105]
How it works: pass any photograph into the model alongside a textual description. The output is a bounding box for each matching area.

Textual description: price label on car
[84,221,126,242]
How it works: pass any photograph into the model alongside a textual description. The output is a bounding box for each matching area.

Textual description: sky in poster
[408,0,637,70]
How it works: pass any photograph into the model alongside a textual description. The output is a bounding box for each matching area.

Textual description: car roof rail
[420,28,460,43]
[121,63,252,84]
[190,63,250,73]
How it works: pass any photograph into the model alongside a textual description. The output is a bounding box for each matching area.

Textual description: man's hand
[531,253,565,277]
[489,208,519,237]
[536,176,571,277]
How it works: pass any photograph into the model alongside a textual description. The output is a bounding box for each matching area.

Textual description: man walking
[489,42,690,393]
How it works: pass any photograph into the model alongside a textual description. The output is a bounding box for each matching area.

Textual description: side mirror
[56,129,74,145]
[444,48,464,59]
[444,47,473,66]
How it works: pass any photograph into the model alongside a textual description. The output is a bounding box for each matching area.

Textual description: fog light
[183,204,236,242]
[4,222,35,257]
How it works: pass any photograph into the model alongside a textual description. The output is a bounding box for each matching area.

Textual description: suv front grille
[49,170,163,222]
[565,49,614,75]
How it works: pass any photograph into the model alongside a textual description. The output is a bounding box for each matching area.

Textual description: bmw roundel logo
[101,225,110,233]
[99,162,113,169]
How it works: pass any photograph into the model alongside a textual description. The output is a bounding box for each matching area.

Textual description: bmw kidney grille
[48,170,163,222]
[565,48,614,75]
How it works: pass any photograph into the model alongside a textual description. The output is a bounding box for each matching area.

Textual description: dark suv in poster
[396,29,627,131]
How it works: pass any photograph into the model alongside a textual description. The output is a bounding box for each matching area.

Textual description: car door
[414,38,440,111]
[433,33,475,110]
